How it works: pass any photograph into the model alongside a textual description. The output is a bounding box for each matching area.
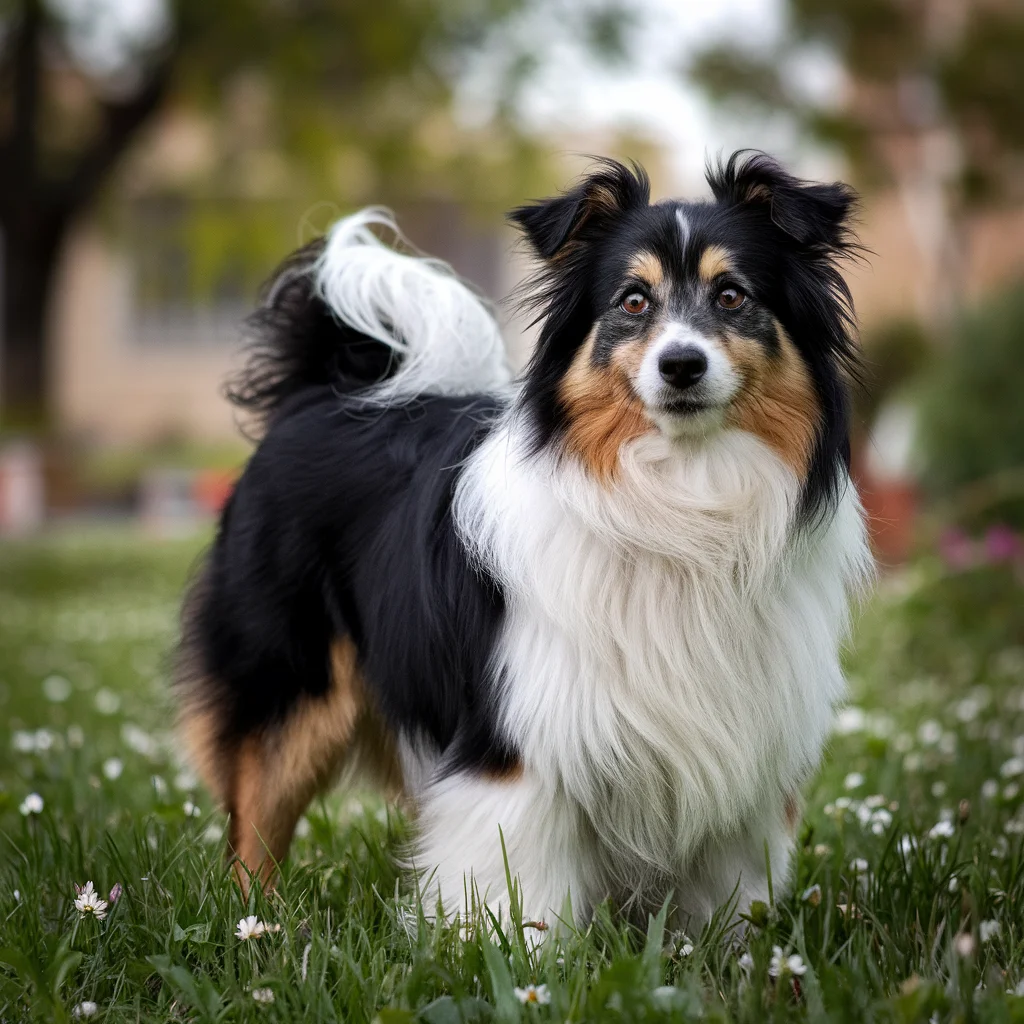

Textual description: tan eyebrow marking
[698,245,734,284]
[626,251,665,290]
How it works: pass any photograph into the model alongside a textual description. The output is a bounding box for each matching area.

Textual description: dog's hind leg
[229,638,375,895]
[180,638,375,896]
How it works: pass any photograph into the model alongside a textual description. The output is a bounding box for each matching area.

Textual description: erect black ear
[707,151,857,249]
[509,159,651,261]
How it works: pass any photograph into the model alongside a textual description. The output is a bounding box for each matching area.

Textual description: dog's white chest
[456,425,871,868]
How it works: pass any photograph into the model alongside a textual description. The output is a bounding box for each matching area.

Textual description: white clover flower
[948,876,959,893]
[738,952,755,972]
[864,794,887,809]
[43,675,72,703]
[768,946,807,978]
[834,707,866,734]
[12,730,36,753]
[918,721,943,746]
[955,932,975,957]
[19,793,43,815]
[236,916,266,940]
[844,772,865,791]
[931,781,947,798]
[102,758,123,781]
[955,697,982,722]
[1001,757,1024,779]
[513,984,551,1005]
[982,779,999,800]
[849,858,870,873]
[980,920,1000,943]
[183,800,201,818]
[1004,783,1020,801]
[813,843,832,856]
[33,729,54,752]
[899,835,918,856]
[251,987,275,1004]
[679,942,694,956]
[929,820,956,840]
[73,882,108,920]
[94,689,120,715]
[72,1002,99,1018]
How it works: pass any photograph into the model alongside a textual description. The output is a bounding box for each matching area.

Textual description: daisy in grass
[768,946,808,978]
[236,915,265,940]
[73,882,108,920]
[514,984,551,1005]
[236,916,281,940]
[19,793,43,815]
[72,1002,99,1018]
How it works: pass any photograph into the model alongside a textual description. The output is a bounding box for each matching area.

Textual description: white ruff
[416,417,872,927]
[315,209,511,400]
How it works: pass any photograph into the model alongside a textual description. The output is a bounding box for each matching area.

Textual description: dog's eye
[717,286,746,310]
[621,293,649,315]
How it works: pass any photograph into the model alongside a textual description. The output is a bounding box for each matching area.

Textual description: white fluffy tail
[315,208,512,401]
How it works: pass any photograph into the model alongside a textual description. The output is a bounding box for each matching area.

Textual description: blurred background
[0,0,1022,560]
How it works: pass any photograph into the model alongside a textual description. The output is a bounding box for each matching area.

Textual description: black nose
[658,344,708,389]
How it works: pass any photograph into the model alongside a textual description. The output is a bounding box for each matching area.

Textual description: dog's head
[510,151,860,522]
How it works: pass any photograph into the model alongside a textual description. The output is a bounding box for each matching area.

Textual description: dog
[175,152,873,930]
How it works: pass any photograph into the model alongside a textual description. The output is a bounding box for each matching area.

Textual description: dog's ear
[708,151,857,249]
[509,159,650,261]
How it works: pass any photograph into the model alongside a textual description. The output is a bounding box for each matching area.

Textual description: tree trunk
[1,209,67,424]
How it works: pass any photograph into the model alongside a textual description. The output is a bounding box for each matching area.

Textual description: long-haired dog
[176,152,873,929]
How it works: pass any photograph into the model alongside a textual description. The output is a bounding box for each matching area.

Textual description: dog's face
[511,153,860,519]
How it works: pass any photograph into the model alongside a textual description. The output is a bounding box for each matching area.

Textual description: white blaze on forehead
[675,208,691,258]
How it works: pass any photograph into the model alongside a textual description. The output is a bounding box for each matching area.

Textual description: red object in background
[852,460,919,567]
[194,469,237,514]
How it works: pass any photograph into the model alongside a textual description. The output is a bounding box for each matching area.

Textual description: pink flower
[938,528,974,570]
[984,525,1020,564]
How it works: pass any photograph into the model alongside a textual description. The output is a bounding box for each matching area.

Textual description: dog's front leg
[411,768,592,933]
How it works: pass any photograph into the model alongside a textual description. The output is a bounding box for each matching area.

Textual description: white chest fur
[454,421,872,895]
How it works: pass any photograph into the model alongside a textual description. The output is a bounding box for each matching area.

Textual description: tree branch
[1,0,44,190]
[54,51,177,217]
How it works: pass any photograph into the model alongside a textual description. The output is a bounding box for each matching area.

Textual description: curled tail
[228,208,512,432]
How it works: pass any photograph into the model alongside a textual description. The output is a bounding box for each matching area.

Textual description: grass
[2,530,1024,1021]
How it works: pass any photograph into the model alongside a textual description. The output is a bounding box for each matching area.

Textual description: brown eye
[621,292,649,315]
[717,286,746,310]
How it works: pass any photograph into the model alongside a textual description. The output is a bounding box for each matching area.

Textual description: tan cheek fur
[559,331,654,484]
[724,325,820,478]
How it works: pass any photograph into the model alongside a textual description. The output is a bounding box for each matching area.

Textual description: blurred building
[47,103,1024,454]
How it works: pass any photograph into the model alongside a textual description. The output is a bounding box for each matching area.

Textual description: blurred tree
[0,0,630,424]
[917,282,1024,527]
[687,0,1024,327]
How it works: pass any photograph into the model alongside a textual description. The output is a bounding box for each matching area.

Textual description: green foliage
[4,533,1024,1018]
[916,283,1024,525]
[856,318,930,430]
[687,0,1024,200]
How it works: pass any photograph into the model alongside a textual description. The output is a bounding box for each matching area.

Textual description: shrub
[916,282,1024,525]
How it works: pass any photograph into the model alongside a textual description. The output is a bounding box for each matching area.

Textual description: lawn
[2,529,1024,1022]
